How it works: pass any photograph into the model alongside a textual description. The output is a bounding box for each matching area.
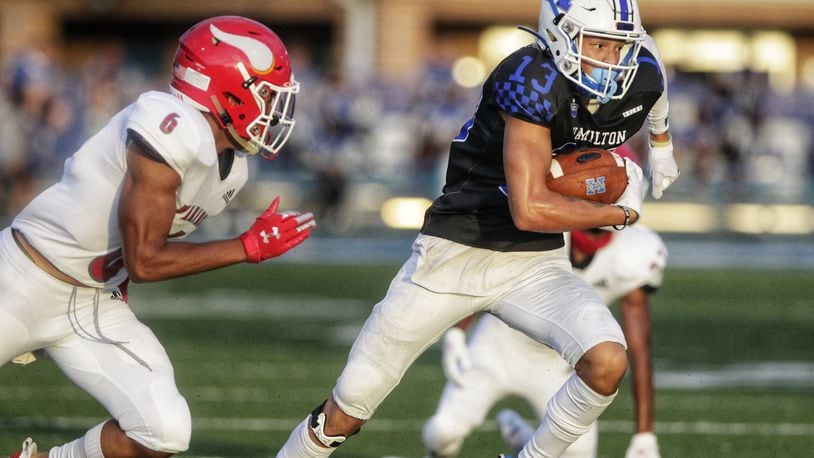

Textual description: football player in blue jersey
[276,0,677,457]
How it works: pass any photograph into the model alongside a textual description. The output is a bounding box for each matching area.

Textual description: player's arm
[501,114,637,232]
[118,138,249,282]
[644,34,679,199]
[618,287,655,433]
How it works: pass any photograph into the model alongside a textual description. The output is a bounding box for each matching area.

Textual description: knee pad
[124,392,191,453]
[334,361,398,419]
[422,413,470,457]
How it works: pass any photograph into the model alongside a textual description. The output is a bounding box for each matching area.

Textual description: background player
[276,0,678,456]
[2,16,314,458]
[422,220,668,458]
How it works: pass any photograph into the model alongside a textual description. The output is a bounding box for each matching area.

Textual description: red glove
[239,197,315,263]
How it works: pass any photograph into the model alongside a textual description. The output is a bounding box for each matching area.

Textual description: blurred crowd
[1,40,812,229]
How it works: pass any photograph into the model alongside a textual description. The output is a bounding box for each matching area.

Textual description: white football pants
[0,228,190,454]
[333,234,625,420]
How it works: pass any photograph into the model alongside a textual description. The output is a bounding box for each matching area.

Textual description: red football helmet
[170,16,299,159]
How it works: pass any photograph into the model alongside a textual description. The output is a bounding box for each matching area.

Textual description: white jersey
[12,91,248,288]
[567,225,668,304]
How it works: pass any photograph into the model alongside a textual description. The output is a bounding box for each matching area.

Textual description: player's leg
[421,380,503,458]
[277,280,473,457]
[0,228,189,457]
[492,255,626,457]
[422,351,509,456]
[497,410,597,458]
[520,344,599,458]
[493,321,597,457]
[497,409,535,453]
[0,227,50,365]
[45,292,190,457]
[277,238,483,457]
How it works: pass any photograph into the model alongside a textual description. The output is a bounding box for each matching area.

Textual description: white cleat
[9,437,37,458]
[497,409,535,453]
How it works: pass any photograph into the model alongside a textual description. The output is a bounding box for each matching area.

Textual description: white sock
[276,416,335,458]
[47,421,105,458]
[520,374,616,458]
[83,422,105,457]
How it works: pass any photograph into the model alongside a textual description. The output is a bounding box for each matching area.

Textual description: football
[546,147,628,204]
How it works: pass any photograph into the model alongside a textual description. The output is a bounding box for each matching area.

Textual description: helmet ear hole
[224,92,243,107]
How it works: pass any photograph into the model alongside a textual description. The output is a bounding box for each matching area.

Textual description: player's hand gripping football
[625,432,661,458]
[613,157,646,226]
[239,197,315,263]
[442,327,472,387]
[647,137,679,199]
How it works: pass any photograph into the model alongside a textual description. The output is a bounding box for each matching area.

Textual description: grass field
[1,263,813,457]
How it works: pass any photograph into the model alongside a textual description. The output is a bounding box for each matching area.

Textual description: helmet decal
[209,24,275,73]
[176,65,211,91]
[616,0,631,22]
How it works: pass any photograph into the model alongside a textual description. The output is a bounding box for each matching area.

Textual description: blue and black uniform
[421,44,664,252]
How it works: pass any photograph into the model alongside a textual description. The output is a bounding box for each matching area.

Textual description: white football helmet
[528,0,645,102]
[170,16,299,159]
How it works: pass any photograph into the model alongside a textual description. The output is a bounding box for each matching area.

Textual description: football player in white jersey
[276,0,677,457]
[422,223,668,458]
[2,16,315,458]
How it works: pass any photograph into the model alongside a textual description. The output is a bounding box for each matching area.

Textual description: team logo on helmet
[210,24,275,74]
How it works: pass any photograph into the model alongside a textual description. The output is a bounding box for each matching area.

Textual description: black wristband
[612,205,631,231]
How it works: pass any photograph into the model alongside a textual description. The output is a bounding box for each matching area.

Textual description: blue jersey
[421,45,664,252]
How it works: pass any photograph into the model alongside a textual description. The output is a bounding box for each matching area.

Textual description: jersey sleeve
[125,92,214,179]
[490,48,561,127]
[641,35,670,135]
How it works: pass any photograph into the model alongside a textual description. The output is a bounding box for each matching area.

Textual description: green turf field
[2,263,813,457]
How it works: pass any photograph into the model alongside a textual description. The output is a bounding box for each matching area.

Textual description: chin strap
[209,95,260,155]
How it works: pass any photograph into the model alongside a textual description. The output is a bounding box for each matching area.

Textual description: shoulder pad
[125,91,216,177]
[490,47,566,125]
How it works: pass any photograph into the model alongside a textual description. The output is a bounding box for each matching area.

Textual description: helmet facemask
[220,62,299,159]
[564,23,643,103]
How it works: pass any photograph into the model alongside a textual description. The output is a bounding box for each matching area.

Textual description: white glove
[615,157,645,220]
[647,139,679,199]
[442,327,472,387]
[625,432,661,458]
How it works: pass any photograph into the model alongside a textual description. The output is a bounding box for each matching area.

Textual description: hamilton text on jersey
[570,127,628,146]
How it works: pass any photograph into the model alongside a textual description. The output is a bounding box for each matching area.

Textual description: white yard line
[1,416,813,437]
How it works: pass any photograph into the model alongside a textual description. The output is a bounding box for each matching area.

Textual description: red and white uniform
[422,225,667,457]
[12,90,248,288]
[0,91,244,454]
